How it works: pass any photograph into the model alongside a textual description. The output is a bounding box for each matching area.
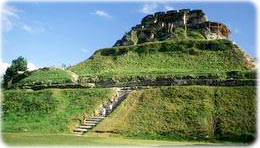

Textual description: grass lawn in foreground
[2,132,238,146]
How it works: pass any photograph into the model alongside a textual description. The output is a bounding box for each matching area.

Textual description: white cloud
[27,62,37,71]
[94,10,111,17]
[164,5,174,11]
[1,5,19,18]
[1,5,20,32]
[21,23,46,33]
[0,61,10,75]
[140,3,176,14]
[141,3,158,14]
[3,18,13,32]
[22,24,33,32]
[1,4,46,33]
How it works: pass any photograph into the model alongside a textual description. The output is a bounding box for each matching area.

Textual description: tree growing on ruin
[3,56,28,88]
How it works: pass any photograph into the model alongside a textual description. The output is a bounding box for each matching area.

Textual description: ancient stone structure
[114,9,230,46]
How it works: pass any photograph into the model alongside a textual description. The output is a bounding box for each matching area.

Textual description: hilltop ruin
[114,9,231,46]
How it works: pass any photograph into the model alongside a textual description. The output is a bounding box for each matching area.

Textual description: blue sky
[0,1,256,72]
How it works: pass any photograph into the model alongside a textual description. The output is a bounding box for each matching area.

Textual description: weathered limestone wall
[114,9,230,46]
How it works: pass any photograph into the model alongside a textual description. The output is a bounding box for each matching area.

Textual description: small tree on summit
[3,56,28,88]
[11,56,27,71]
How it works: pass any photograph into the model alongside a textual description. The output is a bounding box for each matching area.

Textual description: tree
[61,63,67,70]
[3,56,27,88]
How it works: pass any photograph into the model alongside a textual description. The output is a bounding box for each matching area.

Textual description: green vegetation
[70,39,252,81]
[93,86,256,143]
[15,68,74,87]
[166,27,206,41]
[7,38,255,86]
[1,9,257,146]
[3,56,28,88]
[186,28,206,40]
[2,88,115,133]
[214,88,256,142]
[136,27,205,44]
[2,132,226,146]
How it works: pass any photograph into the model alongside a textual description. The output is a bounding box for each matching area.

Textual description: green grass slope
[70,39,255,80]
[93,86,256,143]
[15,68,75,87]
[2,88,115,133]
[3,133,223,146]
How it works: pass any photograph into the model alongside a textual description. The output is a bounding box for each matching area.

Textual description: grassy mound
[2,88,115,133]
[70,39,254,80]
[93,86,256,143]
[15,68,74,87]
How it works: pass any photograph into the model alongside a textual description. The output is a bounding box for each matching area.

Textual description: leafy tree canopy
[3,56,27,88]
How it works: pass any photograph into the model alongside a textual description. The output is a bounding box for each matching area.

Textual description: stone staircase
[73,87,130,135]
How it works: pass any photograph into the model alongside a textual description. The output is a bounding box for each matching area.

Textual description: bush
[226,71,243,79]
[101,48,117,56]
[196,40,231,51]
[243,71,257,79]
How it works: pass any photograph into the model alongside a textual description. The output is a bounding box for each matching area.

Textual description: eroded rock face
[114,9,230,46]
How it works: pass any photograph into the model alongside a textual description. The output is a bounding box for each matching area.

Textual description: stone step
[83,123,96,126]
[92,116,105,119]
[73,90,129,135]
[73,128,88,132]
[85,118,101,122]
[84,120,99,124]
[77,125,92,129]
[88,119,102,122]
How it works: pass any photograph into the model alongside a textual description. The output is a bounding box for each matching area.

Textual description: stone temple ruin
[114,9,231,46]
